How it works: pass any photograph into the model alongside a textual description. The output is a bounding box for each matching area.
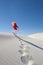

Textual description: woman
[11,22,19,30]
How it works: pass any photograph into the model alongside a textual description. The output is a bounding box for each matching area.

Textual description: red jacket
[13,23,18,30]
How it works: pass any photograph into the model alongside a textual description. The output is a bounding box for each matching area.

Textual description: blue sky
[0,0,43,35]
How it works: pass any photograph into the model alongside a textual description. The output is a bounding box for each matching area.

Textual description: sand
[0,32,43,65]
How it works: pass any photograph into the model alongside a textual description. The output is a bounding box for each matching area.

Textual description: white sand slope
[28,32,43,41]
[0,32,43,65]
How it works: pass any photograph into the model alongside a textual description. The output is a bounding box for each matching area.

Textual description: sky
[0,0,43,35]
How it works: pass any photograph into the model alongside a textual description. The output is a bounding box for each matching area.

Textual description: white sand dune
[0,32,43,65]
[28,32,43,41]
